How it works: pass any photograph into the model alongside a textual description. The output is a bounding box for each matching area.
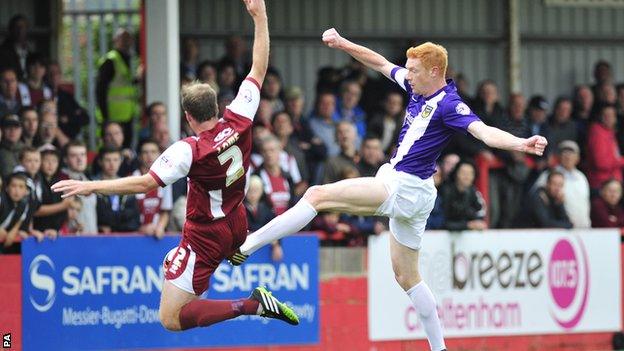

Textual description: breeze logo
[548,237,590,329]
[29,255,56,312]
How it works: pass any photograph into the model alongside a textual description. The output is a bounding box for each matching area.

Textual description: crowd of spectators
[2,13,624,255]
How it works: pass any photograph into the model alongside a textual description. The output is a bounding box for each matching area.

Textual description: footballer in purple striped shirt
[233,28,547,350]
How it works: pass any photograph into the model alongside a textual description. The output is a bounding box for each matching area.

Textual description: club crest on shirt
[455,102,471,115]
[422,105,433,118]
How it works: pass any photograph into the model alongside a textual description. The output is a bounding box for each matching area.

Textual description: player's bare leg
[389,233,446,351]
[237,177,388,256]
[159,280,298,331]
[159,280,198,331]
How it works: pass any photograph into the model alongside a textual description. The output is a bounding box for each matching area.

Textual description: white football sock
[240,199,317,255]
[407,281,446,351]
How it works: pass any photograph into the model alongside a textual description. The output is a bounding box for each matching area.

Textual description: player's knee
[392,266,421,291]
[303,185,326,209]
[159,310,182,331]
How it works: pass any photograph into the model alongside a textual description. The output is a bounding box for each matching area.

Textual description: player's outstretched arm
[51,174,159,198]
[244,0,269,84]
[467,121,548,156]
[322,28,395,78]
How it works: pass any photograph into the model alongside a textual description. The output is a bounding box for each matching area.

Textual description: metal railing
[62,0,140,149]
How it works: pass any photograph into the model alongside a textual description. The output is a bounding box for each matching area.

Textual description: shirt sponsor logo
[159,155,174,169]
[241,88,253,103]
[214,127,235,143]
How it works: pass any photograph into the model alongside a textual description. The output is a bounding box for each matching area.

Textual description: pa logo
[29,255,56,312]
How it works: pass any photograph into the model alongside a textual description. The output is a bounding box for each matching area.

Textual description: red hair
[406,42,448,76]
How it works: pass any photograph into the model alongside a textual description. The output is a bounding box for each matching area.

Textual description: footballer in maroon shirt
[52,0,298,332]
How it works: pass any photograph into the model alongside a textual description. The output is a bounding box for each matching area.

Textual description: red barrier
[0,255,21,351]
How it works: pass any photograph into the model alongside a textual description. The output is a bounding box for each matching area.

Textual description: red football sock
[179,298,260,330]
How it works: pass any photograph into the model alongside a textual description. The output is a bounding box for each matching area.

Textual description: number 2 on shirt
[218,145,244,187]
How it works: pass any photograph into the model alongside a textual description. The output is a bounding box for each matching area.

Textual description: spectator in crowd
[18,53,52,108]
[139,101,167,142]
[527,95,550,139]
[591,60,614,97]
[439,153,460,182]
[0,172,30,253]
[252,98,273,128]
[323,121,359,183]
[426,164,445,230]
[133,139,172,239]
[33,147,70,233]
[283,86,309,139]
[586,104,623,190]
[218,35,248,81]
[245,175,274,231]
[526,95,550,174]
[454,73,472,104]
[311,211,359,246]
[96,29,140,146]
[284,86,327,182]
[59,197,83,235]
[46,61,89,139]
[573,84,594,121]
[591,179,624,228]
[254,136,296,217]
[489,93,532,227]
[196,60,219,92]
[617,83,624,116]
[367,91,404,156]
[472,79,504,127]
[59,141,97,234]
[573,85,594,152]
[95,147,140,233]
[272,111,309,194]
[216,91,235,120]
[0,67,21,117]
[440,160,487,231]
[19,107,39,147]
[0,114,24,179]
[526,170,573,229]
[217,62,237,96]
[335,80,366,138]
[593,83,617,120]
[244,175,282,261]
[13,148,46,239]
[500,93,528,137]
[357,136,384,177]
[180,38,200,81]
[548,97,576,151]
[261,69,284,114]
[533,141,591,228]
[309,92,340,157]
[0,14,32,80]
[94,121,137,176]
[151,120,172,152]
[38,109,69,149]
[315,66,342,94]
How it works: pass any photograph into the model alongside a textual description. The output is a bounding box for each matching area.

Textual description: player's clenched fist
[243,0,266,18]
[522,135,548,156]
[322,28,345,49]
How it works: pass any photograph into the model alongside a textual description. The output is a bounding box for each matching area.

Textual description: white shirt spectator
[533,165,591,228]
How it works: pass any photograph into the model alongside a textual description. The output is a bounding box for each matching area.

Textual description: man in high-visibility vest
[96,29,140,148]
